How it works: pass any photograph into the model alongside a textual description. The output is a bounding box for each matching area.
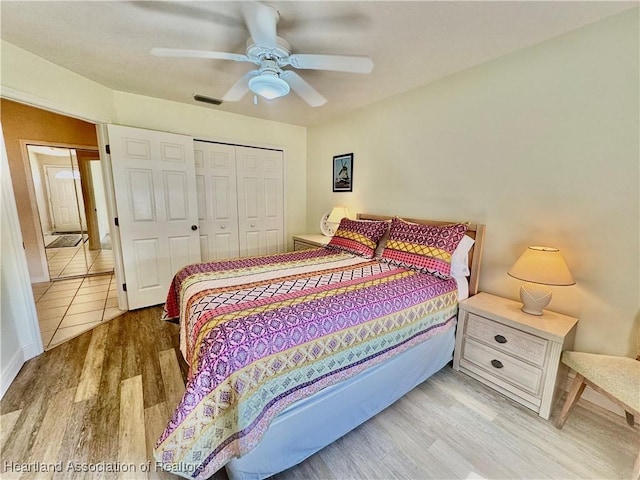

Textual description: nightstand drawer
[466,313,548,367]
[460,337,543,396]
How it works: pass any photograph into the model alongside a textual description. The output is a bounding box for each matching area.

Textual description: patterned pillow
[327,218,389,258]
[381,217,468,278]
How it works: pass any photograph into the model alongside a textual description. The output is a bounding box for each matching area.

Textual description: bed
[154,214,486,480]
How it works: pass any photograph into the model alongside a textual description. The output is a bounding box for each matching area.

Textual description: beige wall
[0,40,114,122]
[307,9,639,356]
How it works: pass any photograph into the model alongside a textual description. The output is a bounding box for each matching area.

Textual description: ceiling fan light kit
[151,2,373,107]
[249,75,290,100]
[248,60,290,100]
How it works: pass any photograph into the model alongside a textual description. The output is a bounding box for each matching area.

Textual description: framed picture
[332,153,353,192]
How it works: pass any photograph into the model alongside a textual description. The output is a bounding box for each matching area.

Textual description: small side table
[453,292,578,420]
[292,234,331,251]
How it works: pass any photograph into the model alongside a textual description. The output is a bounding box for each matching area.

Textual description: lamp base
[519,282,552,316]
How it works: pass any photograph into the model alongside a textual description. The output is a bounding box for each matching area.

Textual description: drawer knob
[491,359,504,369]
[494,334,507,344]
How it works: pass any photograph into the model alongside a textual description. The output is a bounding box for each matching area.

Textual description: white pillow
[450,235,475,277]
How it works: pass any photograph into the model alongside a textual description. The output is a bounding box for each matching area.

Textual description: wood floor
[1,307,638,480]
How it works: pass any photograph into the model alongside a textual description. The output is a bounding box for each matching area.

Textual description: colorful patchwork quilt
[155,248,459,479]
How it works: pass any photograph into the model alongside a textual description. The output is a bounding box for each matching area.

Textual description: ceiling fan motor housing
[245,37,293,100]
[246,37,291,66]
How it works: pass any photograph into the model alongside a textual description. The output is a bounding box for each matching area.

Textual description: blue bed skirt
[225,323,456,480]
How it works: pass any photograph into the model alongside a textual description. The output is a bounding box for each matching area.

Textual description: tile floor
[32,273,125,350]
[44,234,114,279]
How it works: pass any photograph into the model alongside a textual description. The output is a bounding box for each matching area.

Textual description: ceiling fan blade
[223,70,259,102]
[288,54,374,74]
[242,2,278,49]
[151,48,250,63]
[281,71,327,107]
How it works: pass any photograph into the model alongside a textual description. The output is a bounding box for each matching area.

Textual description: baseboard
[1,348,25,399]
[562,371,625,417]
[21,340,42,362]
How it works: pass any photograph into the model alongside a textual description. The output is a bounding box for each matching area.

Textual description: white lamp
[508,246,575,316]
[327,206,350,225]
[248,61,290,100]
[319,206,350,236]
[249,74,290,100]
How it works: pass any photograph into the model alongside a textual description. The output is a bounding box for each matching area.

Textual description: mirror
[27,145,113,280]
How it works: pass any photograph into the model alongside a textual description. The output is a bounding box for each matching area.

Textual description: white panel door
[236,146,284,257]
[194,141,240,261]
[44,165,84,233]
[108,125,200,309]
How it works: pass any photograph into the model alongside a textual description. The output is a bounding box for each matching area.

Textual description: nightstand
[292,234,331,251]
[453,292,578,420]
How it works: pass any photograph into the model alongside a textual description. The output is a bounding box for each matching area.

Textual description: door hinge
[114,217,119,226]
[105,144,110,154]
[122,283,127,292]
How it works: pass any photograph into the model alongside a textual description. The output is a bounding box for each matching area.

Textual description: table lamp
[320,206,350,236]
[507,246,575,316]
[327,206,350,224]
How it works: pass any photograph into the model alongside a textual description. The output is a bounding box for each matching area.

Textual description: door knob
[251,223,255,228]
[220,225,226,229]
[191,225,198,231]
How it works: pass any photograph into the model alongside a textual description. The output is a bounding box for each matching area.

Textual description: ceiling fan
[151,2,373,107]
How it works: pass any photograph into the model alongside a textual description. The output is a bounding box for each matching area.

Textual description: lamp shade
[327,206,350,224]
[248,74,290,100]
[508,246,575,286]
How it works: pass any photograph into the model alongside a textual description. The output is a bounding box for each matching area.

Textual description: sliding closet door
[107,125,201,309]
[194,141,240,261]
[236,146,284,256]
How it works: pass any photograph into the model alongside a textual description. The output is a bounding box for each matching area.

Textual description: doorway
[26,144,122,349]
[2,99,128,352]
[27,144,113,280]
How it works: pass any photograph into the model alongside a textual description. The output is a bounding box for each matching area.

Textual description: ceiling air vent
[193,94,223,106]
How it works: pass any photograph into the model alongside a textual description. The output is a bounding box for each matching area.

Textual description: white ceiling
[1,1,635,127]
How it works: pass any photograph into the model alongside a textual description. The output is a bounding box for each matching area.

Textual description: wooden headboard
[356,213,486,297]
